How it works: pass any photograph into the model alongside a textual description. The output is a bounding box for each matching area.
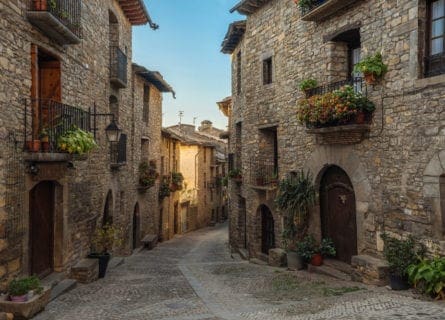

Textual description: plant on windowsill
[407,256,445,300]
[159,176,171,200]
[170,172,184,191]
[57,127,97,156]
[297,85,375,128]
[228,169,242,183]
[138,161,159,190]
[89,223,123,278]
[353,53,388,85]
[381,233,425,290]
[299,78,318,97]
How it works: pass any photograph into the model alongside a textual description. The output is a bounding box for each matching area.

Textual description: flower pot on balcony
[33,0,47,11]
[355,111,366,124]
[41,141,50,152]
[31,140,41,153]
[363,72,376,85]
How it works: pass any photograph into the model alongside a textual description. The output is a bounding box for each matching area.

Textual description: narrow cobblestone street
[34,224,445,320]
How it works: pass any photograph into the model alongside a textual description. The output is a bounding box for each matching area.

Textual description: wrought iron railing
[28,0,82,38]
[305,77,365,97]
[24,99,90,152]
[249,159,278,187]
[111,133,127,164]
[424,53,445,78]
[110,46,128,87]
[300,0,328,16]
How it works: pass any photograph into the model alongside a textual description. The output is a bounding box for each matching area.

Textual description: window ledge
[415,74,445,89]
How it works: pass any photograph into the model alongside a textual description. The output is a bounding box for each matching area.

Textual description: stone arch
[303,147,372,254]
[103,190,114,226]
[423,151,445,238]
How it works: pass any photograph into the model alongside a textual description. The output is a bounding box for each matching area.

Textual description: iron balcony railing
[305,77,365,97]
[300,0,328,16]
[111,133,127,165]
[424,53,445,78]
[110,46,128,87]
[250,159,278,187]
[28,0,82,39]
[24,99,90,153]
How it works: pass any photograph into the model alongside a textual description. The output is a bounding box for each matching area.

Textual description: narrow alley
[34,224,444,320]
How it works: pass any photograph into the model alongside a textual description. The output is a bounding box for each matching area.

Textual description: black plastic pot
[389,274,410,290]
[88,253,111,278]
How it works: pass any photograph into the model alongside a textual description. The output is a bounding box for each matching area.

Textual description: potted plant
[39,128,50,152]
[381,233,425,290]
[353,53,388,85]
[170,172,184,191]
[299,78,318,97]
[276,171,315,270]
[8,279,29,302]
[139,161,159,189]
[228,169,242,183]
[296,234,317,266]
[159,176,171,200]
[89,224,123,278]
[33,0,47,11]
[57,127,97,155]
[408,256,445,300]
[296,235,336,266]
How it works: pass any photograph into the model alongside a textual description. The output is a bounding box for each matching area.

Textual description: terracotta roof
[118,0,159,28]
[133,63,176,98]
[230,0,270,15]
[221,21,246,54]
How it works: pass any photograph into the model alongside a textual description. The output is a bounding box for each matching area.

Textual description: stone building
[223,0,445,282]
[163,123,228,233]
[0,0,170,290]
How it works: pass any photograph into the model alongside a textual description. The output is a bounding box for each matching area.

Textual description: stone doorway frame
[303,147,372,255]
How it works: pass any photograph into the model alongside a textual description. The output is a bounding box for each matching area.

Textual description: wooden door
[39,60,61,102]
[132,204,140,250]
[261,206,275,255]
[320,166,357,263]
[30,181,54,278]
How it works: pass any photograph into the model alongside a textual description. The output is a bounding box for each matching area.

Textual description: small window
[426,0,445,76]
[237,51,242,95]
[263,57,273,85]
[143,85,150,123]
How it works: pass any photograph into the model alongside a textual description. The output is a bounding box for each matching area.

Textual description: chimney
[199,120,212,132]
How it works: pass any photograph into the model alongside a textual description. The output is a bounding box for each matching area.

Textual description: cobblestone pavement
[34,223,445,320]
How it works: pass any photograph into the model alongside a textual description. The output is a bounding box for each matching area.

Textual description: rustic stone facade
[0,0,167,290]
[224,0,445,269]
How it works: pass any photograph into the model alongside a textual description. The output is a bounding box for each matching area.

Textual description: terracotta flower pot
[33,0,47,11]
[42,141,50,152]
[32,140,41,153]
[310,253,323,266]
[364,72,376,85]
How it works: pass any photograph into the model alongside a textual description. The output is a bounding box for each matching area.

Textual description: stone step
[308,263,353,281]
[108,257,125,270]
[238,248,248,260]
[41,272,65,289]
[50,279,77,301]
[323,258,355,274]
[249,258,268,266]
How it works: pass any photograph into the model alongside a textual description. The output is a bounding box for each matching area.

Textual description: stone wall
[0,0,160,290]
[227,0,445,260]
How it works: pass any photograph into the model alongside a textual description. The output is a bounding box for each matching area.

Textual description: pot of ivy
[353,53,388,85]
[228,169,242,183]
[381,233,425,290]
[89,224,123,278]
[276,171,316,270]
[299,78,318,97]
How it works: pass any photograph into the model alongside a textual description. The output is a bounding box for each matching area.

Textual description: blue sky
[133,0,242,130]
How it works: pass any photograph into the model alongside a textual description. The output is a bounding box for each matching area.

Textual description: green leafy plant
[295,0,317,11]
[57,127,97,155]
[407,257,445,300]
[139,161,159,188]
[381,233,425,278]
[295,235,336,262]
[353,53,388,79]
[320,238,336,257]
[8,276,43,297]
[159,176,171,200]
[91,223,123,254]
[171,172,184,190]
[48,0,56,10]
[228,169,242,179]
[299,78,318,92]
[221,176,229,187]
[277,171,315,249]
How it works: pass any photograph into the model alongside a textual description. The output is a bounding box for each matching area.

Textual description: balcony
[110,47,128,88]
[110,134,127,168]
[24,99,91,161]
[249,159,278,190]
[424,53,445,78]
[305,77,365,97]
[300,0,358,22]
[27,0,81,45]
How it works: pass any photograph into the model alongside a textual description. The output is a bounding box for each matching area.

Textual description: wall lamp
[90,103,122,143]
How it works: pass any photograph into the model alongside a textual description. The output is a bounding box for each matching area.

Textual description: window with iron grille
[237,51,242,95]
[263,57,273,85]
[425,0,445,77]
[143,85,150,123]
[228,153,234,171]
[111,133,127,164]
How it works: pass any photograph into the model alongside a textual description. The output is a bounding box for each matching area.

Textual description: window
[426,0,445,76]
[143,85,150,123]
[263,57,273,85]
[237,51,242,94]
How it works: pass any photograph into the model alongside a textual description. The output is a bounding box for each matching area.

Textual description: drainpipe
[194,147,202,190]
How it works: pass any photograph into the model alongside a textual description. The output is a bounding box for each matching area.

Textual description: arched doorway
[320,166,357,263]
[30,181,55,277]
[260,205,275,255]
[103,190,113,226]
[132,203,140,250]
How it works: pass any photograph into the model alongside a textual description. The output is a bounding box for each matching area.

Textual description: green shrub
[353,53,388,77]
[408,257,445,300]
[8,276,43,296]
[58,127,97,155]
[299,78,318,92]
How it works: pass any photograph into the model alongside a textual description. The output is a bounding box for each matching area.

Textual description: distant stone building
[163,122,228,233]
[0,0,172,289]
[223,0,445,283]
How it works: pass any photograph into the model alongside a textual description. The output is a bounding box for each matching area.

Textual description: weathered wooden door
[30,181,55,278]
[320,166,357,263]
[132,204,140,250]
[261,205,275,255]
